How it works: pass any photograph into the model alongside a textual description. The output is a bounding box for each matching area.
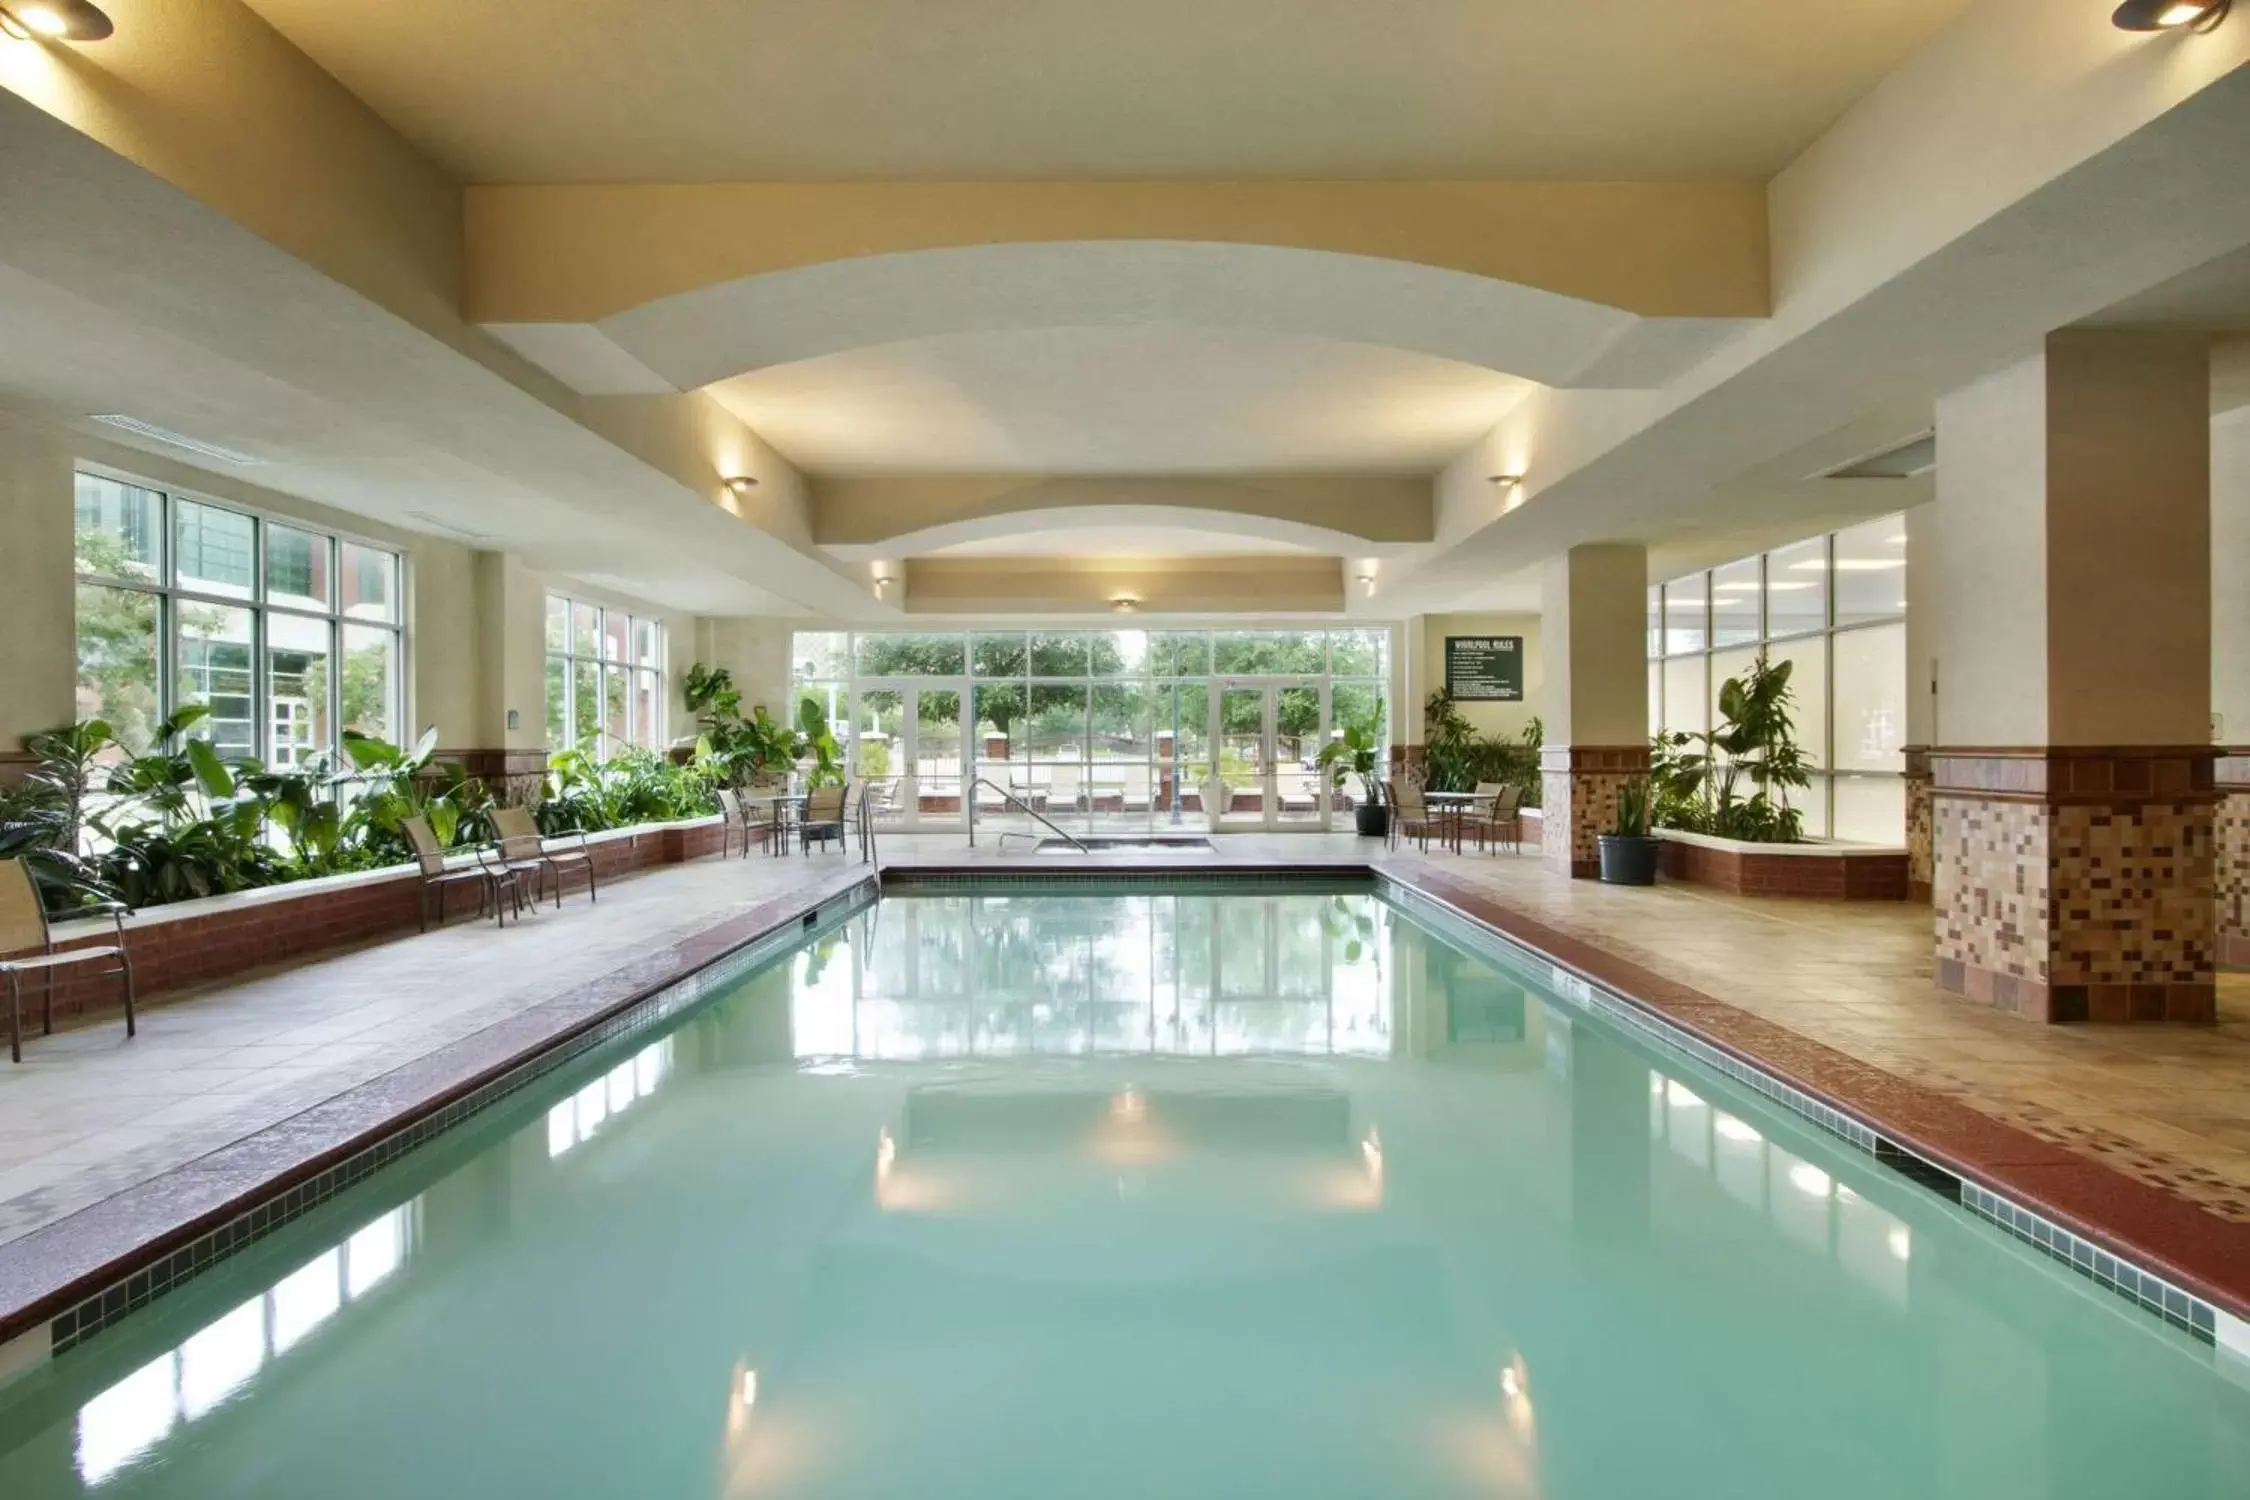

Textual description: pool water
[1,886,2244,1498]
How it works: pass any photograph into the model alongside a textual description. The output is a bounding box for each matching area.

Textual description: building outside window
[1647,513,1908,843]
[790,627,1390,834]
[545,595,666,756]
[71,471,403,769]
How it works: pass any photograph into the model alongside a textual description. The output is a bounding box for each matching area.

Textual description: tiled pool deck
[0,832,2245,1356]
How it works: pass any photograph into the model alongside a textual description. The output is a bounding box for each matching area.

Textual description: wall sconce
[1487,473,1524,489]
[1111,596,1139,614]
[2112,0,2229,28]
[721,475,758,497]
[872,574,893,597]
[0,2,112,40]
[1355,573,1377,597]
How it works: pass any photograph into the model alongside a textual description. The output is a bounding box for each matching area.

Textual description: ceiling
[241,0,1975,182]
[706,326,1530,474]
[930,526,1316,558]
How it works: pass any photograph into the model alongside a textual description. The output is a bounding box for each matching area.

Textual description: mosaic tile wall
[1539,746,1649,879]
[2218,780,2250,968]
[1903,748,1933,901]
[1934,792,2216,1021]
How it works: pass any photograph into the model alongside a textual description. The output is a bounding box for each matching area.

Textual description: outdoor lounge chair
[493,806,598,907]
[1,857,135,1064]
[404,815,526,929]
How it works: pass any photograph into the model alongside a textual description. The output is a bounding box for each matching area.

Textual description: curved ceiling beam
[811,476,1435,556]
[486,241,1759,397]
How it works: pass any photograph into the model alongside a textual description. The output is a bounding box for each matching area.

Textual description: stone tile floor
[0,830,2245,1259]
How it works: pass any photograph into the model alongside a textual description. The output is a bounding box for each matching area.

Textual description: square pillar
[2215,411,2250,966]
[1931,333,2217,1022]
[1539,544,1649,878]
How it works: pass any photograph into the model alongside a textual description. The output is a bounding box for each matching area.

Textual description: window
[72,471,403,768]
[1648,513,1910,842]
[545,594,666,754]
[795,628,1391,831]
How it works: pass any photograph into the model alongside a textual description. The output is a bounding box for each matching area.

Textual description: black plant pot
[1597,834,1660,885]
[1355,803,1392,838]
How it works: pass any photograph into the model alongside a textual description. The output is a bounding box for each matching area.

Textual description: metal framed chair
[799,783,849,854]
[1384,778,1441,852]
[492,806,596,907]
[404,815,526,930]
[1,858,135,1064]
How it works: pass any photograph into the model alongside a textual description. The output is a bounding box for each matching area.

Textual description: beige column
[1901,502,1941,901]
[422,550,550,797]
[2214,407,2250,967]
[1397,613,1431,777]
[1538,543,1649,878]
[1931,332,2216,1023]
[694,617,796,722]
[0,418,77,779]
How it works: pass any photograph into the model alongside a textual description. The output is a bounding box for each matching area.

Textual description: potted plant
[1597,776,1660,885]
[1315,723,1390,837]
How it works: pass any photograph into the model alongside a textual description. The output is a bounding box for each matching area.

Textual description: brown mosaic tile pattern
[2048,799,2213,988]
[1933,794,2049,984]
[1539,744,1649,879]
[2217,784,2250,967]
[1903,747,1932,901]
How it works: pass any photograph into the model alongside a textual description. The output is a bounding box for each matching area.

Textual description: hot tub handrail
[967,776,1089,853]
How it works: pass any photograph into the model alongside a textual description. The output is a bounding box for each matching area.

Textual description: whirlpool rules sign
[1445,636,1524,701]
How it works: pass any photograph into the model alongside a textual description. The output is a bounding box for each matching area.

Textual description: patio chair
[800,783,849,854]
[716,788,755,859]
[404,815,526,930]
[493,806,598,907]
[1463,785,1524,854]
[1385,779,1441,852]
[859,779,898,863]
[1,858,135,1064]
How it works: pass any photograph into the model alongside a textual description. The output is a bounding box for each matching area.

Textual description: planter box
[4,816,731,1030]
[1656,829,1909,900]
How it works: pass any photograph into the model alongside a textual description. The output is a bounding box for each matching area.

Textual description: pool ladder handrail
[966,776,1089,853]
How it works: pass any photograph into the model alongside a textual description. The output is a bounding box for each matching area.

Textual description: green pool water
[1,886,2244,1498]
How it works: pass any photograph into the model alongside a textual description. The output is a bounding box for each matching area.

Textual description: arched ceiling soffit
[819,500,1418,562]
[499,242,1756,396]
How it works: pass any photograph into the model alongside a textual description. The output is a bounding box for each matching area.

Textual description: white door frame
[851,679,968,831]
[1210,678,1330,832]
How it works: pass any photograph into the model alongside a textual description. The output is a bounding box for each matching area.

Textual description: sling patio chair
[800,783,850,854]
[404,815,527,930]
[1462,784,1525,854]
[493,805,598,908]
[1,857,135,1064]
[1384,778,1442,853]
[716,787,770,859]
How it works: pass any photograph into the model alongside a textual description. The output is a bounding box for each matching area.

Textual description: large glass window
[1649,513,1909,842]
[798,628,1391,831]
[545,594,665,755]
[72,471,402,767]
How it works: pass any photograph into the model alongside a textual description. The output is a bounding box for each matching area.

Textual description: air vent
[407,509,493,542]
[1822,433,1935,481]
[88,414,262,466]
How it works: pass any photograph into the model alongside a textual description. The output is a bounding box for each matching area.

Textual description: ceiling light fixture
[721,475,758,496]
[0,2,113,40]
[1111,597,1139,614]
[2112,0,2229,29]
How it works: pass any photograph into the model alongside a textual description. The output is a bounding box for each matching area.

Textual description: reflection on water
[790,892,1398,1060]
[9,889,2249,1500]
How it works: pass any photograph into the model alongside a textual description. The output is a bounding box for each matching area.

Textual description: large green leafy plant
[1649,653,1810,843]
[1313,723,1386,806]
[1421,691,1542,805]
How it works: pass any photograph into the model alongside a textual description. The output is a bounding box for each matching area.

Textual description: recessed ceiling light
[2112,0,2229,30]
[0,2,113,41]
[89,414,262,466]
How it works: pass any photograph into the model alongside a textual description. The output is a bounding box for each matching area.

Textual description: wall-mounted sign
[1445,635,1524,701]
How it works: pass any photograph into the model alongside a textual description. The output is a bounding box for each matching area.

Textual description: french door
[1211,681,1329,832]
[850,681,965,831]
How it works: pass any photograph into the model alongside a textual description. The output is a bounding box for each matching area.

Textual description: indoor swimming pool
[0,883,2243,1497]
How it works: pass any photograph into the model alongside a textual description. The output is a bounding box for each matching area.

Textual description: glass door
[1211,682,1331,832]
[852,681,967,832]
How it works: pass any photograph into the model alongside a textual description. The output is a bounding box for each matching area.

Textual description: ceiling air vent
[1821,433,1935,481]
[88,414,262,467]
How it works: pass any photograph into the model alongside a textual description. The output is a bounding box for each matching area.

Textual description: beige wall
[2217,409,2250,743]
[1935,355,2050,747]
[694,618,798,725]
[0,417,78,755]
[1415,613,1546,743]
[1540,544,1647,747]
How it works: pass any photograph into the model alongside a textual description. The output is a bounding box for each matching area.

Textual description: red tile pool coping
[1379,863,2250,1325]
[4,854,2245,1375]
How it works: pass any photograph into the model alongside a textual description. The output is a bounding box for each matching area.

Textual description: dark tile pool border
[0,869,878,1381]
[1373,863,2250,1353]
